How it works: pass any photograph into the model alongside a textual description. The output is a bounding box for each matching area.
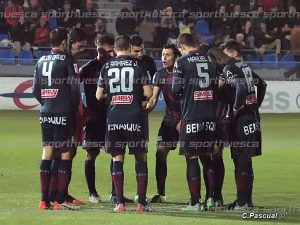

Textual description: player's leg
[199,154,215,210]
[211,149,225,206]
[135,152,151,212]
[39,146,54,209]
[85,148,100,203]
[111,154,125,212]
[246,159,254,207]
[49,156,60,203]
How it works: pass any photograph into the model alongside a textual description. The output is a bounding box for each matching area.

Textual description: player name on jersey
[40,54,66,61]
[187,55,213,63]
[194,90,213,101]
[186,121,216,133]
[41,89,58,99]
[39,116,67,125]
[108,123,141,132]
[111,95,134,105]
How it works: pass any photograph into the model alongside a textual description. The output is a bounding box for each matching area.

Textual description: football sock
[155,151,167,196]
[186,158,201,206]
[85,160,97,195]
[49,158,60,202]
[200,155,215,199]
[136,161,148,205]
[57,160,72,204]
[112,161,124,204]
[212,156,225,200]
[65,160,73,197]
[247,160,254,205]
[234,158,249,206]
[110,159,116,196]
[40,160,51,202]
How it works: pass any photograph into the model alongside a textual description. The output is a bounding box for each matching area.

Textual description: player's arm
[96,67,107,101]
[148,72,161,110]
[171,58,184,99]
[224,65,247,118]
[67,57,80,111]
[139,62,153,110]
[32,65,43,104]
[252,71,267,108]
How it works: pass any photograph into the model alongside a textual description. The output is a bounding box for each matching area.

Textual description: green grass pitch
[0,111,299,225]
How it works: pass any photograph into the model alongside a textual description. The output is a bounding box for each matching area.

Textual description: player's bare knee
[42,146,54,160]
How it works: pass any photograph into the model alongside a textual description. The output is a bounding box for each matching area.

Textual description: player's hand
[143,98,154,112]
[176,120,182,132]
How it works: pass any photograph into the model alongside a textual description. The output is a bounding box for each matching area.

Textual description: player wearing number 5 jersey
[32,28,80,210]
[96,35,153,213]
[172,33,219,212]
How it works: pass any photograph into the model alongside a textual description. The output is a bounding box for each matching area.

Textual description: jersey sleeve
[98,65,107,89]
[66,56,80,110]
[139,61,151,86]
[172,57,184,97]
[32,64,42,104]
[152,71,162,87]
[223,64,247,112]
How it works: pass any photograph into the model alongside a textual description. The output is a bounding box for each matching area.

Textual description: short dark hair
[176,33,197,48]
[130,34,143,47]
[68,28,86,44]
[115,35,130,51]
[50,27,68,47]
[163,44,181,58]
[224,40,242,56]
[96,34,114,47]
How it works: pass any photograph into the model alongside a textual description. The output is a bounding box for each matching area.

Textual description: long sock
[57,160,72,204]
[136,161,148,205]
[49,158,60,202]
[155,151,167,196]
[85,160,97,195]
[40,160,51,202]
[65,160,73,197]
[213,157,225,200]
[186,158,200,206]
[234,158,249,206]
[110,159,116,196]
[247,160,254,205]
[112,161,124,204]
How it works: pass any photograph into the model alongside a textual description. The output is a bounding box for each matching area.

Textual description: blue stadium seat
[0,33,9,41]
[196,20,211,36]
[247,54,262,70]
[18,50,35,65]
[48,17,58,30]
[202,35,215,45]
[262,53,277,69]
[0,49,16,65]
[280,54,296,70]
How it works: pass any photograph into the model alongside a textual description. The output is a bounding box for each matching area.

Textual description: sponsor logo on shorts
[108,123,141,132]
[40,116,67,125]
[41,89,58,99]
[111,95,133,105]
[186,122,216,133]
[243,122,260,135]
[194,90,213,101]
[246,94,257,105]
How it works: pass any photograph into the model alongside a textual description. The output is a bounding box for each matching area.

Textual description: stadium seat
[48,17,58,30]
[0,49,16,65]
[0,33,9,41]
[262,53,277,69]
[18,50,35,65]
[202,35,215,45]
[280,54,296,70]
[196,20,211,36]
[247,54,263,70]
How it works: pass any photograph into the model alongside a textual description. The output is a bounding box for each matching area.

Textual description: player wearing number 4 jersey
[33,28,80,210]
[172,33,219,212]
[96,35,153,213]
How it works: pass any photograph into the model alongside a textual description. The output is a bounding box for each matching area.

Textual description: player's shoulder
[142,55,155,64]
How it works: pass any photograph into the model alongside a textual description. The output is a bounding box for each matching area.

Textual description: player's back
[100,55,149,123]
[34,49,78,115]
[175,51,218,121]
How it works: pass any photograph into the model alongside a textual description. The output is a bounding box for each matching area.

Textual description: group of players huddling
[32,27,266,213]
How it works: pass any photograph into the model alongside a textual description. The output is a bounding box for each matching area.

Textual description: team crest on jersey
[194,90,213,101]
[226,70,234,82]
[245,94,257,105]
[111,95,134,105]
[41,89,58,98]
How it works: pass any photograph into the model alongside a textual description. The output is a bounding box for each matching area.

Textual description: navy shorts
[230,114,262,158]
[40,114,74,151]
[179,120,217,157]
[105,122,148,157]
[82,119,106,151]
[157,118,180,150]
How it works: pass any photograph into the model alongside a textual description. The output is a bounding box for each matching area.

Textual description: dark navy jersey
[98,55,151,124]
[223,59,259,115]
[153,68,181,121]
[140,55,157,80]
[32,49,80,115]
[80,58,110,119]
[172,50,218,122]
